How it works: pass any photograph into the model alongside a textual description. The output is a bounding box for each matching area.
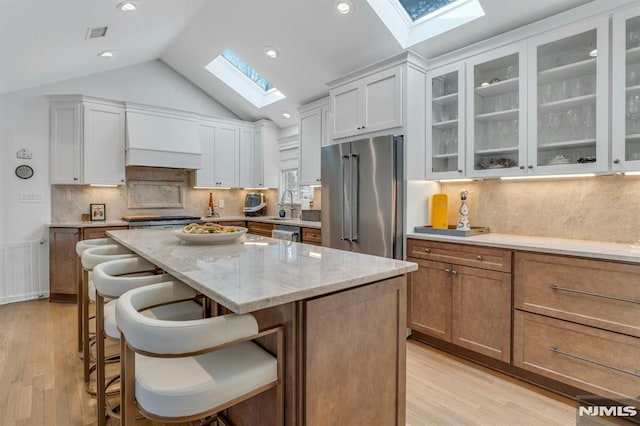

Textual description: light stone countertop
[406,232,640,264]
[49,216,322,229]
[108,229,415,313]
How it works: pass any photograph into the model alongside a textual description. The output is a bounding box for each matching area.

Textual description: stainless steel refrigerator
[321,135,403,259]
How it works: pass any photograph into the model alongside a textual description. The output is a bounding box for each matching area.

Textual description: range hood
[125,103,202,169]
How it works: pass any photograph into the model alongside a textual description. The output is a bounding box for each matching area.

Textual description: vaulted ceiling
[1,0,599,128]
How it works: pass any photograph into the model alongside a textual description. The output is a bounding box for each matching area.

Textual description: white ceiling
[1,0,599,128]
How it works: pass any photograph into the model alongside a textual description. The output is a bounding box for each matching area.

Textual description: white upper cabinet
[298,98,330,185]
[527,17,609,175]
[195,120,239,188]
[426,62,465,179]
[612,4,640,172]
[238,125,255,188]
[50,96,125,185]
[254,120,280,189]
[466,43,527,178]
[331,66,402,139]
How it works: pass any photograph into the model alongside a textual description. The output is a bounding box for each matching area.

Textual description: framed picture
[90,204,106,221]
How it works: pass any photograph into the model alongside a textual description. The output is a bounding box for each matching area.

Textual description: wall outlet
[218,199,225,208]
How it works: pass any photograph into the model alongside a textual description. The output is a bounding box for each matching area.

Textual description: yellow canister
[429,193,448,229]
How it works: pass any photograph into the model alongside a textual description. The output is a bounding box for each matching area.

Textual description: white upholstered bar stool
[75,238,114,355]
[81,244,135,396]
[92,257,205,426]
[116,281,284,425]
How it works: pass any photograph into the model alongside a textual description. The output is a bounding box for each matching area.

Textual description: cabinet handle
[476,255,483,261]
[423,248,430,253]
[451,270,457,275]
[316,179,321,182]
[613,159,621,164]
[444,268,451,273]
[73,177,78,181]
[357,126,362,130]
[458,170,463,173]
[549,284,640,304]
[550,346,640,377]
[519,166,525,170]
[362,126,365,129]
[528,165,533,169]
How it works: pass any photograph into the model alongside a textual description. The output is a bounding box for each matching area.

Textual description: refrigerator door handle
[341,154,351,241]
[350,154,358,241]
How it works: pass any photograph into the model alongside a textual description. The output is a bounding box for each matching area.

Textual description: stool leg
[83,269,91,387]
[96,293,107,426]
[120,336,136,426]
[77,258,83,354]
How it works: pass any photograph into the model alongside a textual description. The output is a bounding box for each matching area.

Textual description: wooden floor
[0,299,579,425]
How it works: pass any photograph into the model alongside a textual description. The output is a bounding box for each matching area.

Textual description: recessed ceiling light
[98,50,115,58]
[264,46,278,58]
[335,0,353,14]
[116,1,137,11]
[589,49,597,57]
[282,112,291,119]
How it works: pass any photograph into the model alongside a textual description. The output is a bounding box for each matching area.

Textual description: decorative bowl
[173,227,247,245]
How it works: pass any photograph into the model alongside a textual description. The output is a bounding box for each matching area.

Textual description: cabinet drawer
[218,221,246,227]
[407,239,511,272]
[302,228,322,245]
[514,311,640,402]
[247,221,274,237]
[514,252,640,337]
[82,226,128,241]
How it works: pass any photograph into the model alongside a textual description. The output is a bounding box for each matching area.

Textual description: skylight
[399,0,455,21]
[367,0,485,48]
[205,49,285,109]
[221,49,274,92]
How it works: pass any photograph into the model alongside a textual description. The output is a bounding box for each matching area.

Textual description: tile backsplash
[51,167,279,222]
[440,175,640,244]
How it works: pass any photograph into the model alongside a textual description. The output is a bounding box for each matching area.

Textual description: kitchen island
[107,228,417,425]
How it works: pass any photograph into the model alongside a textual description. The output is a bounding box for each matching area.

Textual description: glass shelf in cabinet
[475,109,518,121]
[474,77,518,97]
[475,146,519,155]
[538,94,596,111]
[538,58,596,85]
[432,119,458,128]
[626,84,640,94]
[626,46,640,65]
[432,93,458,106]
[537,138,596,150]
[433,153,459,159]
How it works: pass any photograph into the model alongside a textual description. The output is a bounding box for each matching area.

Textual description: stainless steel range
[122,215,203,229]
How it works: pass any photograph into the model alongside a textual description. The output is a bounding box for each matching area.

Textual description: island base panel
[225,276,407,426]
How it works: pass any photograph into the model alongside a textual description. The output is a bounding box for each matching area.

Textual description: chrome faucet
[280,189,296,218]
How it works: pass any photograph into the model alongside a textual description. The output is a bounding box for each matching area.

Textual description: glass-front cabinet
[612,5,640,172]
[426,63,465,179]
[466,44,527,178]
[527,18,609,174]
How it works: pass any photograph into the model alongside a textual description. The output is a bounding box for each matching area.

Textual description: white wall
[0,59,239,299]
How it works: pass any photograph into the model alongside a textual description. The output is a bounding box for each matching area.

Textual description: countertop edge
[405,232,640,264]
[48,221,129,228]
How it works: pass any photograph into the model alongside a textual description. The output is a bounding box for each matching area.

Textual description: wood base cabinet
[49,228,80,302]
[247,221,274,237]
[514,310,640,402]
[407,239,512,362]
[49,226,128,302]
